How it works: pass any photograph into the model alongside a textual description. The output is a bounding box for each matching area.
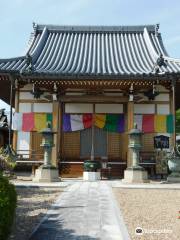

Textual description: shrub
[0,147,16,174]
[0,173,17,240]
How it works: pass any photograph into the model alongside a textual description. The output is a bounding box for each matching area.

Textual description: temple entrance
[80,127,107,158]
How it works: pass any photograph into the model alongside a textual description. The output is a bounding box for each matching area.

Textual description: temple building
[0,23,180,178]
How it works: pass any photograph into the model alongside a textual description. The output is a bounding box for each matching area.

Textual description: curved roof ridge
[29,27,48,64]
[143,27,159,58]
[0,56,25,63]
[35,23,157,33]
[164,56,180,64]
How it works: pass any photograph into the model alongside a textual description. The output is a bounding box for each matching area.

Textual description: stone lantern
[128,127,143,169]
[41,126,54,168]
[123,124,149,183]
[33,123,60,182]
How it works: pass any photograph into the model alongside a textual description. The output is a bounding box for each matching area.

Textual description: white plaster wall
[33,103,53,113]
[134,104,155,114]
[156,85,169,92]
[17,132,30,158]
[19,103,32,112]
[19,92,34,100]
[95,104,123,113]
[65,103,93,113]
[154,94,169,101]
[157,104,170,114]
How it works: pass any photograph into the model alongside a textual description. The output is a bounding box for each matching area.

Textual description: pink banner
[22,113,35,132]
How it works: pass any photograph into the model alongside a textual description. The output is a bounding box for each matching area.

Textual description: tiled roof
[1,24,180,77]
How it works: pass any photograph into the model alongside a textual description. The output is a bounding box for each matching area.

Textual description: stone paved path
[29,181,130,240]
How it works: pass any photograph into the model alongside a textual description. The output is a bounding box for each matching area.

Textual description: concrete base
[83,171,101,181]
[33,167,60,182]
[122,168,149,183]
[167,175,180,183]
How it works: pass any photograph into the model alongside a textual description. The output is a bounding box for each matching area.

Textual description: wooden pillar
[52,101,59,167]
[170,80,176,147]
[12,85,19,150]
[127,101,134,167]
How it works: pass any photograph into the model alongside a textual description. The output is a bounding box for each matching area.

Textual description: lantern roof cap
[129,124,143,135]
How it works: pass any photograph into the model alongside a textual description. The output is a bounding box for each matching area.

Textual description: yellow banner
[34,113,47,132]
[94,114,106,128]
[154,115,166,133]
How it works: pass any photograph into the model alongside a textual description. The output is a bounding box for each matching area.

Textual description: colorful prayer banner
[154,115,166,133]
[142,114,154,133]
[22,113,35,132]
[167,114,174,133]
[34,113,47,132]
[13,112,52,132]
[12,112,22,131]
[63,114,125,132]
[83,114,93,128]
[47,113,53,127]
[63,114,90,132]
[95,114,106,128]
[117,114,125,133]
[103,114,124,132]
[63,114,72,132]
[70,115,84,131]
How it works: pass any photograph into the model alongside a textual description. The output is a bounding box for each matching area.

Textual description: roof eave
[19,71,177,81]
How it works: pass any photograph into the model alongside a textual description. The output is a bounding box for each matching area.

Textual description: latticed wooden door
[80,127,107,158]
[31,132,43,160]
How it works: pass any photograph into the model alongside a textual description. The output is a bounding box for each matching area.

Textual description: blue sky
[0,0,180,109]
[0,0,180,58]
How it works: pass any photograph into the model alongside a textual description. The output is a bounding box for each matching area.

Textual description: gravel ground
[8,187,62,240]
[113,188,180,240]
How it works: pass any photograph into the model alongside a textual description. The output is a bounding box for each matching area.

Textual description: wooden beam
[59,95,128,103]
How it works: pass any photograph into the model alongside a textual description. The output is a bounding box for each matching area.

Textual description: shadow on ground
[29,212,99,240]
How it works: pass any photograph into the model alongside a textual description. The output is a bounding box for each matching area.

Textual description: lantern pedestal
[123,167,149,183]
[33,165,59,183]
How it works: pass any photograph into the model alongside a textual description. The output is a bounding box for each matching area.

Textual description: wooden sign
[154,135,169,149]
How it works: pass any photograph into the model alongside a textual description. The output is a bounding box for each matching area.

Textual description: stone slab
[167,176,180,183]
[29,182,130,240]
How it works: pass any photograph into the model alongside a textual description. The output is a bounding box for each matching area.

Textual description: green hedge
[0,173,17,240]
